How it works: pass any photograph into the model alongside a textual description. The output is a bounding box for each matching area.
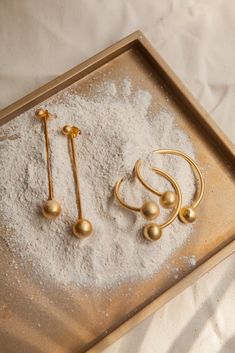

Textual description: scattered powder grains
[0,79,197,289]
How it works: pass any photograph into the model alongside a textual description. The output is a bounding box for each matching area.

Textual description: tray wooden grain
[0,31,235,353]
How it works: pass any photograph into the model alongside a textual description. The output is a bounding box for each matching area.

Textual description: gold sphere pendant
[160,191,177,209]
[73,219,93,238]
[140,201,159,220]
[143,223,162,241]
[42,199,62,220]
[179,206,196,224]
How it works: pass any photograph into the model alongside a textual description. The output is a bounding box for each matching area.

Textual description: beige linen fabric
[0,1,234,352]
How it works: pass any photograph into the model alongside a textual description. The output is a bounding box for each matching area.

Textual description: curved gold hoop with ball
[114,166,182,241]
[150,149,205,223]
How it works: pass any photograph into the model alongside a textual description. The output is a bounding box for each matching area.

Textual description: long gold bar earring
[35,108,61,219]
[62,125,93,238]
[114,166,182,241]
[152,149,205,223]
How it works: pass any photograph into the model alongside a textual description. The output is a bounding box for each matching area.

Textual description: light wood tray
[0,31,235,353]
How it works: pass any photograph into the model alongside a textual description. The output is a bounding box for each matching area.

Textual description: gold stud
[62,125,73,135]
[62,125,81,137]
[35,108,48,120]
[35,108,61,219]
[62,124,93,239]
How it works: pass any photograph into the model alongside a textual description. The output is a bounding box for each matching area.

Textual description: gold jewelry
[62,125,93,238]
[35,108,61,219]
[114,179,160,221]
[152,149,205,224]
[135,160,177,209]
[114,165,182,241]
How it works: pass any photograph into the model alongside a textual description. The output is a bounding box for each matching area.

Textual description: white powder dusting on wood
[0,79,196,289]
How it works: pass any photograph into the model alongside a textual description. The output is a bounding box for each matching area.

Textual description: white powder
[0,79,196,289]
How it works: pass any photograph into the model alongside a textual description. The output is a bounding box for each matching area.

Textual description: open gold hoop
[114,165,182,241]
[152,149,205,223]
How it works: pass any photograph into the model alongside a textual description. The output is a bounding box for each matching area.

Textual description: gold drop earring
[114,166,182,241]
[151,149,205,223]
[35,108,62,219]
[62,125,93,239]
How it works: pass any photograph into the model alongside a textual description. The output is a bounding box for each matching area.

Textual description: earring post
[70,134,83,219]
[43,117,54,200]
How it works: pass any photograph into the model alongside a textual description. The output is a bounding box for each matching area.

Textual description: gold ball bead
[73,219,93,238]
[179,206,196,224]
[62,125,72,135]
[35,108,47,120]
[143,223,162,241]
[140,201,159,220]
[42,199,61,219]
[160,191,177,209]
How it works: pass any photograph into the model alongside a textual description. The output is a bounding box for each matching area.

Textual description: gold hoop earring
[35,108,62,219]
[152,149,205,224]
[114,165,182,241]
[62,125,93,238]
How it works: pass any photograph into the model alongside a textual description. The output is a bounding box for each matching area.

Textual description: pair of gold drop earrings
[35,108,93,238]
[36,108,205,242]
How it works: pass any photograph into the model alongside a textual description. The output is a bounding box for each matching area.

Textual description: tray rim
[0,31,234,353]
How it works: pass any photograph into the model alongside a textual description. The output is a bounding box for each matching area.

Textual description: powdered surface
[0,79,196,288]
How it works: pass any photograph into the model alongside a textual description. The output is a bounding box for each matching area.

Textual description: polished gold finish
[114,163,182,240]
[114,178,159,219]
[62,124,73,135]
[35,108,61,219]
[135,160,177,209]
[152,149,205,223]
[147,166,182,231]
[140,201,160,220]
[62,125,81,138]
[135,160,182,229]
[160,191,177,209]
[143,223,162,241]
[35,108,48,120]
[62,125,93,238]
[0,32,235,353]
[42,199,62,220]
[179,206,196,224]
[73,219,93,238]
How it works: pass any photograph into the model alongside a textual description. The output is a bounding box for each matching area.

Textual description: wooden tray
[0,31,235,353]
